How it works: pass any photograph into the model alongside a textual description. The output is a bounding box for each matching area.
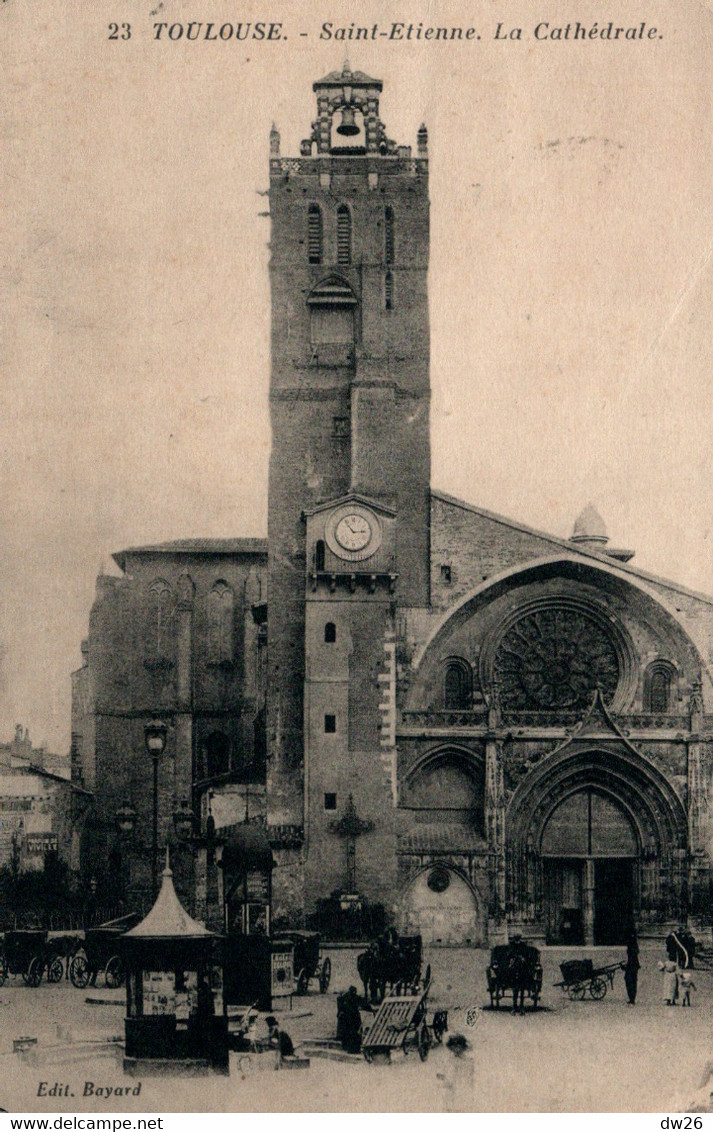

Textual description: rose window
[493,606,619,711]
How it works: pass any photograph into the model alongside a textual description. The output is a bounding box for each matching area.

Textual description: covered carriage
[70,913,141,989]
[487,939,542,1012]
[0,930,64,987]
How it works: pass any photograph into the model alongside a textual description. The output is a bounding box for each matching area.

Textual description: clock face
[335,513,372,552]
[324,505,382,562]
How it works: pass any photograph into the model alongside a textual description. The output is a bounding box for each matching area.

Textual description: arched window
[207,581,234,664]
[644,661,675,713]
[336,205,351,266]
[385,270,394,311]
[205,732,231,778]
[325,622,336,643]
[308,204,322,264]
[315,540,326,571]
[444,660,471,711]
[148,579,173,661]
[385,207,395,264]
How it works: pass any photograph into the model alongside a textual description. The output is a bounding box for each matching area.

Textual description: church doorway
[541,788,637,945]
[399,865,484,946]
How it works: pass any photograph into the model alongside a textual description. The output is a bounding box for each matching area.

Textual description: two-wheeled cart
[554,958,625,1001]
[272,930,331,996]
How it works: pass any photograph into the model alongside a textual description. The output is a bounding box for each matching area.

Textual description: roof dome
[571,503,609,545]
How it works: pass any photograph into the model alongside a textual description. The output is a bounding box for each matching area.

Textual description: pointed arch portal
[506,744,688,944]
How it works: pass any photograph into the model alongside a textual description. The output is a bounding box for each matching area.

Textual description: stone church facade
[74,66,713,945]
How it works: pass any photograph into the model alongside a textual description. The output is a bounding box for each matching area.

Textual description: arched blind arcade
[148,579,173,661]
[207,581,234,664]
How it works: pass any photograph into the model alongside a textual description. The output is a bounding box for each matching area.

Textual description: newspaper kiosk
[121,853,228,1074]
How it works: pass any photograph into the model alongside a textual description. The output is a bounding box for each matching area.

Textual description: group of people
[660,926,697,1006]
[625,923,698,1006]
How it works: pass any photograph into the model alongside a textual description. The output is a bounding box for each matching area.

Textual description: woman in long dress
[661,959,678,1005]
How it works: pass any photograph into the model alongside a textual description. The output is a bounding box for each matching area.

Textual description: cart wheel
[418,1024,430,1062]
[589,977,607,1000]
[0,954,7,987]
[319,956,331,994]
[105,955,124,989]
[569,983,586,1000]
[47,955,64,984]
[70,953,90,989]
[25,956,43,988]
[296,969,309,995]
[363,1048,374,1063]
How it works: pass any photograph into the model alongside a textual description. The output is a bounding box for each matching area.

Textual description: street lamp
[144,720,167,898]
[115,804,137,835]
[114,804,137,902]
[172,798,194,841]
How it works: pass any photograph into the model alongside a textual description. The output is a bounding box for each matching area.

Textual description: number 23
[108,23,131,40]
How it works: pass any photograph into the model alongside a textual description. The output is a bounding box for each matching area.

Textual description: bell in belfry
[336,105,359,136]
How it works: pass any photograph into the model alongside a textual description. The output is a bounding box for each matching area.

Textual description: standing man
[624,925,640,1005]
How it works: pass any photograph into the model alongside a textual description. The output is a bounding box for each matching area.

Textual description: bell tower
[266,65,431,919]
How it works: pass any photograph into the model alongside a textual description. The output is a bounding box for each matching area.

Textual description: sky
[2,0,713,752]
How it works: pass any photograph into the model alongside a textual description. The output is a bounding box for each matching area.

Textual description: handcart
[361,976,446,1063]
[554,958,625,1000]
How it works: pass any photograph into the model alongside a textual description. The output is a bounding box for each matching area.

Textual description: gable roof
[431,489,713,608]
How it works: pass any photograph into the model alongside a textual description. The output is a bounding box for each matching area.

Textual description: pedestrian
[624,925,640,1005]
[679,971,696,1007]
[665,926,689,969]
[659,958,678,1005]
[265,1015,295,1067]
[336,985,363,1054]
[681,928,697,969]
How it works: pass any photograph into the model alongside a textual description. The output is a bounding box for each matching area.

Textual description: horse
[357,934,424,1004]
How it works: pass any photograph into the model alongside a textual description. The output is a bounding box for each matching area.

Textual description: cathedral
[72,65,713,947]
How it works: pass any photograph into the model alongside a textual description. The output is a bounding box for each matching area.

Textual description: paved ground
[0,944,711,1112]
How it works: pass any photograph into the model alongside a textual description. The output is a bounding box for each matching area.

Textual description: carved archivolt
[506,745,688,861]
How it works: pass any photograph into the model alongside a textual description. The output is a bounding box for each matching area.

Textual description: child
[679,971,696,1007]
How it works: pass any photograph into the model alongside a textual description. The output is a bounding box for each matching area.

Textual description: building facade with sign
[0,764,91,874]
[75,66,713,945]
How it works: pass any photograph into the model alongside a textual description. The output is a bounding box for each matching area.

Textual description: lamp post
[115,804,137,903]
[144,720,167,898]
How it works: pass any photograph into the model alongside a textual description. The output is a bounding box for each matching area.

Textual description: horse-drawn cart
[357,933,425,1004]
[361,976,446,1063]
[272,930,331,995]
[487,939,543,1012]
[69,913,139,989]
[554,958,625,1000]
[0,931,64,988]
